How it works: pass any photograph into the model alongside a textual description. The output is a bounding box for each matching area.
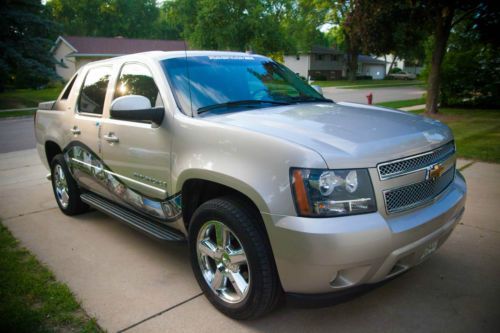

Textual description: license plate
[420,240,438,260]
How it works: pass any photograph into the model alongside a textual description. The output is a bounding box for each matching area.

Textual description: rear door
[65,65,113,199]
[99,62,173,219]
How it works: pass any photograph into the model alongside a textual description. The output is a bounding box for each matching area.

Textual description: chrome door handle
[103,133,119,143]
[70,127,81,135]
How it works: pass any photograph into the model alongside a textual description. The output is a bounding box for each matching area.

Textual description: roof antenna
[183,40,194,117]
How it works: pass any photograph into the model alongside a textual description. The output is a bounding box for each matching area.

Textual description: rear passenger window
[114,63,162,107]
[78,66,111,115]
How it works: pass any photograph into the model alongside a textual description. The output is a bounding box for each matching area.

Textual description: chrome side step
[80,192,185,242]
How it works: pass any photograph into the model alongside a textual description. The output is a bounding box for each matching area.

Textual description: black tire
[188,197,282,319]
[50,154,88,215]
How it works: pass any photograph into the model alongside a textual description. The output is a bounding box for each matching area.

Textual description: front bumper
[262,172,466,294]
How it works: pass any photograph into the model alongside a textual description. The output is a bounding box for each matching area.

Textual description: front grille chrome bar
[377,141,455,180]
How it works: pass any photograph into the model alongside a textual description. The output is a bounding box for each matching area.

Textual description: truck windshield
[161,55,330,115]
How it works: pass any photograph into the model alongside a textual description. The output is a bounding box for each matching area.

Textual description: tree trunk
[344,33,358,81]
[387,55,397,75]
[425,5,455,114]
[347,51,358,81]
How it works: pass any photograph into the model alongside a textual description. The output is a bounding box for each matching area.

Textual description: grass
[312,79,424,89]
[0,222,103,333]
[0,88,61,109]
[376,98,426,109]
[411,108,500,163]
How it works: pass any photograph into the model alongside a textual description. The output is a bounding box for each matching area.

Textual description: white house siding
[283,55,310,78]
[53,42,76,81]
[377,54,405,74]
[361,64,386,79]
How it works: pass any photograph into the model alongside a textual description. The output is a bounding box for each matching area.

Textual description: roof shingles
[62,36,186,55]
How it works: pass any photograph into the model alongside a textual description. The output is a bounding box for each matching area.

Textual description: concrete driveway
[322,86,425,104]
[1,149,499,332]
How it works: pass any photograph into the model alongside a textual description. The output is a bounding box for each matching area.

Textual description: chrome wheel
[54,164,69,208]
[196,220,250,304]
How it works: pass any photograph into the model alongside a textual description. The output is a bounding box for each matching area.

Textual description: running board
[80,193,185,242]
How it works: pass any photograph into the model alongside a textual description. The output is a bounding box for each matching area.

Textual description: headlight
[290,168,376,217]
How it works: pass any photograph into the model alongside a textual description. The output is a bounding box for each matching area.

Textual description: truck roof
[85,50,266,66]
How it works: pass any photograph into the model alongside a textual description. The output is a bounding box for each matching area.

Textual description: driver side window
[114,63,163,108]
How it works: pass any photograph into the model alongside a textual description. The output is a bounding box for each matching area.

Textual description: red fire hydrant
[366,92,373,105]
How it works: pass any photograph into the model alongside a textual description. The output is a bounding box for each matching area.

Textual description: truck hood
[204,102,453,168]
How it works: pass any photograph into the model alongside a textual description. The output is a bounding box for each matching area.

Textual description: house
[283,46,388,80]
[357,55,387,79]
[376,54,424,75]
[51,36,187,81]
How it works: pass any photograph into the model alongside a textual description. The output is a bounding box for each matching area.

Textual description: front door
[100,62,173,220]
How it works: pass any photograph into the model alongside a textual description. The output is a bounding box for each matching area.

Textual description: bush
[356,75,373,80]
[439,44,499,108]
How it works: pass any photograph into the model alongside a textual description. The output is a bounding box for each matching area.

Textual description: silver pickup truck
[35,51,466,319]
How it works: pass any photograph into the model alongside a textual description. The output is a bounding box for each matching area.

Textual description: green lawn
[376,98,426,109]
[0,222,102,333]
[0,88,61,109]
[411,108,500,163]
[0,110,36,119]
[312,79,424,89]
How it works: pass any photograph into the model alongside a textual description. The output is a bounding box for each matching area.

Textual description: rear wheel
[50,154,88,215]
[188,197,281,319]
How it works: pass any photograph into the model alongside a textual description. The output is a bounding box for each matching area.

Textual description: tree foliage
[0,0,60,90]
[434,3,500,108]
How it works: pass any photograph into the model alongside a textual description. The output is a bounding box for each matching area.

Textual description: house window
[316,54,323,61]
[330,55,339,62]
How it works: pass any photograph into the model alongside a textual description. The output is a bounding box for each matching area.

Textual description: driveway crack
[117,293,203,333]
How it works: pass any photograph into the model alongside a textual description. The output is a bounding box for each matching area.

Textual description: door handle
[70,127,81,135]
[103,133,119,143]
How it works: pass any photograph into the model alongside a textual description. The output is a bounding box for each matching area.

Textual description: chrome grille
[384,166,455,214]
[378,141,455,180]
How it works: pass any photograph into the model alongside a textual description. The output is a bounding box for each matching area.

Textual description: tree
[46,0,160,39]
[0,0,60,90]
[424,0,498,114]
[432,2,499,108]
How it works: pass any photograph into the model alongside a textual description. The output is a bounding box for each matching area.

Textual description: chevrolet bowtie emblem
[427,163,445,180]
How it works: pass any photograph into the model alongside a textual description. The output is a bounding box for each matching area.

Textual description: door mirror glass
[110,95,164,125]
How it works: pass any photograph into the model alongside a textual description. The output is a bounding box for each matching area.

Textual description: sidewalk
[399,104,426,111]
[1,149,499,332]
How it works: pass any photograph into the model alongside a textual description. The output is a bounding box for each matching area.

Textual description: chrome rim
[196,220,250,304]
[54,164,69,208]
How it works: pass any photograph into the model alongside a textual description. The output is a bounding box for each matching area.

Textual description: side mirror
[110,95,164,125]
[312,85,323,96]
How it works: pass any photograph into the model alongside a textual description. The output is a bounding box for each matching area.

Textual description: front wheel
[188,197,281,319]
[50,154,88,215]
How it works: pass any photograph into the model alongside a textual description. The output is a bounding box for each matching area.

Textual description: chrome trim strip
[71,158,167,195]
[377,142,455,180]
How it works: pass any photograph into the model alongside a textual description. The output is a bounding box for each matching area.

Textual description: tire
[188,197,282,319]
[50,154,88,215]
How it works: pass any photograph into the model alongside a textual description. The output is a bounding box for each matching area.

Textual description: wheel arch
[177,169,270,231]
[45,140,62,165]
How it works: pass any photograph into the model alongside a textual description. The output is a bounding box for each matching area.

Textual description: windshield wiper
[197,100,290,114]
[289,96,334,103]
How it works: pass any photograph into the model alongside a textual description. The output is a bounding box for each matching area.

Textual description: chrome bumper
[263,172,466,294]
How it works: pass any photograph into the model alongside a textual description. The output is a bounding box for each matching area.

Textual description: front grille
[384,166,455,213]
[378,141,455,180]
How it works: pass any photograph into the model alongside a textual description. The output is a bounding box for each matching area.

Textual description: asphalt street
[322,85,425,104]
[0,117,36,153]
